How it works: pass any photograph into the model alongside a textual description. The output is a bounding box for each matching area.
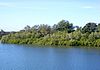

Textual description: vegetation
[1,20,100,47]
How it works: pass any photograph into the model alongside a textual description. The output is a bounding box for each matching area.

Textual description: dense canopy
[1,20,100,47]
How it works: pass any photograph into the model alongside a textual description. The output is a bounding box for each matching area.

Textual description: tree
[31,25,39,33]
[53,20,74,33]
[1,20,100,47]
[82,22,97,33]
[52,24,58,33]
[38,24,51,37]
[88,32,95,41]
[97,23,100,32]
[1,29,5,33]
[24,25,31,32]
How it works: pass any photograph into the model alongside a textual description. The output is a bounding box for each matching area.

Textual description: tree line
[1,20,100,47]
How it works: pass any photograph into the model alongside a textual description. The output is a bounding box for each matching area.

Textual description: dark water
[0,44,100,70]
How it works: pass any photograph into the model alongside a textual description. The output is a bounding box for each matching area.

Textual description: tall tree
[97,23,100,32]
[82,22,97,33]
[24,25,31,32]
[53,20,74,33]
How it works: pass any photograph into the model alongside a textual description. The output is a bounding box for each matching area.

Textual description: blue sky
[0,0,100,31]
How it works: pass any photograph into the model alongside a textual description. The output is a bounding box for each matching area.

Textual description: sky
[0,0,100,31]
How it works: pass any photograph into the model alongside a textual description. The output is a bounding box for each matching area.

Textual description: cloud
[0,2,15,7]
[0,2,47,10]
[82,6,94,9]
[0,2,48,10]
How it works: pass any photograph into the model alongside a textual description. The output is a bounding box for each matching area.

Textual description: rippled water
[0,44,100,70]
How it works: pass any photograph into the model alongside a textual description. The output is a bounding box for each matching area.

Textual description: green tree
[24,25,31,32]
[53,20,74,33]
[97,23,100,32]
[82,22,97,33]
[38,24,51,37]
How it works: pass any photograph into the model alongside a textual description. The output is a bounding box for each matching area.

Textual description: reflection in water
[0,44,100,70]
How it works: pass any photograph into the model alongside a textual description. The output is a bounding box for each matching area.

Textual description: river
[0,44,100,70]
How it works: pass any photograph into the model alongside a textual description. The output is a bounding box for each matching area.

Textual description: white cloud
[0,2,15,7]
[0,2,47,10]
[82,6,94,9]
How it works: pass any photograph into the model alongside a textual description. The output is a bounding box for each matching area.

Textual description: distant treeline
[0,30,16,39]
[1,20,100,47]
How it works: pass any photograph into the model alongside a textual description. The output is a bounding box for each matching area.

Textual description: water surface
[0,44,100,70]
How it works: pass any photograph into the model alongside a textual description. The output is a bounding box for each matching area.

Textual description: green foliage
[97,23,100,32]
[1,20,100,47]
[82,22,97,33]
[52,20,74,33]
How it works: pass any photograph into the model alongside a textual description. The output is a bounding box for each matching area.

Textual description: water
[0,44,100,70]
